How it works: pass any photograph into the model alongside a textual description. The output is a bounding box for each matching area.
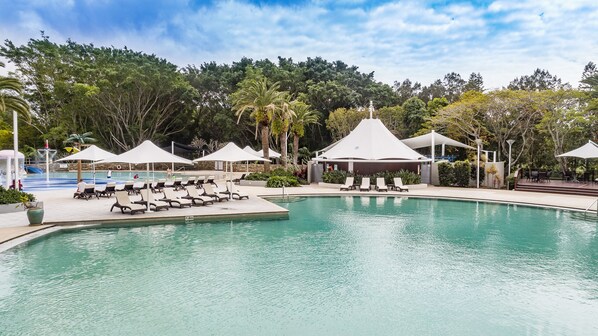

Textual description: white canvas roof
[557,140,598,159]
[0,150,24,159]
[57,145,115,162]
[257,148,281,158]
[242,146,260,157]
[194,143,269,163]
[402,131,474,150]
[316,118,428,161]
[100,140,193,165]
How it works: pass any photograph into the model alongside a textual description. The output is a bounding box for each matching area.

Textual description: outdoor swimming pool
[20,171,168,191]
[0,196,597,334]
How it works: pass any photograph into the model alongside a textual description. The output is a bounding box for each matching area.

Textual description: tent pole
[430,130,435,184]
[146,163,151,212]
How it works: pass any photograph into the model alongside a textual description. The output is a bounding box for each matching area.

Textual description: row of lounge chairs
[340,177,409,192]
[111,184,249,215]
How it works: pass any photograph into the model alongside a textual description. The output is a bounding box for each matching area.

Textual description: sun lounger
[359,177,371,191]
[137,192,170,211]
[375,177,388,192]
[340,177,355,191]
[225,182,249,200]
[75,184,97,200]
[172,178,184,191]
[152,179,166,193]
[233,174,246,184]
[122,182,135,195]
[97,182,116,198]
[202,184,229,202]
[133,182,149,195]
[160,188,193,208]
[197,176,206,186]
[110,191,147,215]
[182,177,196,188]
[183,187,215,206]
[392,177,409,192]
[207,175,218,187]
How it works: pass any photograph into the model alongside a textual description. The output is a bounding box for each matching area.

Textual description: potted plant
[21,195,44,225]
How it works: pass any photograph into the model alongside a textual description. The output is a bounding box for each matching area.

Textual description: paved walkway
[1,180,597,246]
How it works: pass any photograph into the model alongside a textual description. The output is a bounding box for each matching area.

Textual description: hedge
[0,186,35,205]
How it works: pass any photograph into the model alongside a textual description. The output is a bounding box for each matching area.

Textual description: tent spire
[369,101,373,119]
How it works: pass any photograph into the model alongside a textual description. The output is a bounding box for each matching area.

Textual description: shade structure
[257,148,281,158]
[316,118,428,162]
[195,143,269,199]
[57,145,115,162]
[557,140,598,159]
[402,131,474,150]
[57,145,116,184]
[242,146,260,157]
[194,143,269,163]
[0,150,24,159]
[99,140,194,211]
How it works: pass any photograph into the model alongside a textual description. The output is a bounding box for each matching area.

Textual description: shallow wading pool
[0,196,597,335]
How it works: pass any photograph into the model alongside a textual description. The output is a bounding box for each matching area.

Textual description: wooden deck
[516,179,598,197]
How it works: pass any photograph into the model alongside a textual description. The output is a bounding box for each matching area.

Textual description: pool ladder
[585,198,598,215]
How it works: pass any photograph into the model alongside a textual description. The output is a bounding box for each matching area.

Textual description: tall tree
[508,68,569,91]
[289,101,319,165]
[464,72,484,92]
[443,72,466,102]
[231,70,285,172]
[401,97,428,137]
[271,93,295,167]
[64,131,96,181]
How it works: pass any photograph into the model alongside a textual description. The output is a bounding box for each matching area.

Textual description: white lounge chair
[110,191,147,215]
[138,192,170,211]
[359,177,371,191]
[393,177,409,192]
[375,177,388,192]
[183,187,215,206]
[202,184,229,202]
[340,177,355,191]
[160,188,193,208]
[226,182,249,200]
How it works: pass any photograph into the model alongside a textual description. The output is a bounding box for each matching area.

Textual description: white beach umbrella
[100,140,194,211]
[194,143,269,199]
[257,148,281,158]
[57,145,115,184]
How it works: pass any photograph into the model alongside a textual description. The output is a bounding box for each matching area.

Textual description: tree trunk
[280,131,288,168]
[292,134,299,165]
[77,160,82,181]
[261,126,270,172]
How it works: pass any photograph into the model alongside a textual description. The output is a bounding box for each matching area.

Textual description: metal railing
[585,198,598,215]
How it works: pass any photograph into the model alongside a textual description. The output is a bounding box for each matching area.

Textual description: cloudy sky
[1,0,597,89]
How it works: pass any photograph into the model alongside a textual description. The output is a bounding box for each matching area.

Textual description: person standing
[107,170,112,179]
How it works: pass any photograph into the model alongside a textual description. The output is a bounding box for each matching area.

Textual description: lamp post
[475,139,483,188]
[506,139,515,176]
[13,111,19,190]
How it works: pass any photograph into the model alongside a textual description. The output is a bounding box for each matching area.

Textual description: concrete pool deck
[1,182,597,247]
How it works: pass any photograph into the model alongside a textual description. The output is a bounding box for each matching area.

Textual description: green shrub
[396,169,420,185]
[0,186,35,205]
[453,161,470,187]
[266,176,300,187]
[506,174,515,190]
[245,172,270,181]
[270,168,294,177]
[322,170,347,184]
[470,164,485,183]
[438,162,455,186]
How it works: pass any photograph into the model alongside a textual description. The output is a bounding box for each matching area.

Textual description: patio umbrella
[556,140,598,159]
[57,145,115,184]
[99,140,194,211]
[194,143,269,199]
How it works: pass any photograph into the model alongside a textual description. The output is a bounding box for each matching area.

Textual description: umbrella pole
[229,161,233,200]
[93,162,96,184]
[146,163,151,212]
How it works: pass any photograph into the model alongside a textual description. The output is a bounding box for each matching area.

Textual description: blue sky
[1,0,597,89]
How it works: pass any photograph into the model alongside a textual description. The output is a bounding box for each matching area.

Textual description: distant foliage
[0,186,35,205]
[438,162,455,186]
[453,161,470,187]
[322,170,347,184]
[266,176,300,188]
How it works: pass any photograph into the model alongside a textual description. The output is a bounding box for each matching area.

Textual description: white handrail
[585,198,598,214]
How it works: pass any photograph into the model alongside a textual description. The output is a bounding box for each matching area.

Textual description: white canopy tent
[57,145,115,184]
[315,118,429,162]
[242,146,260,157]
[194,143,269,199]
[99,140,194,211]
[0,150,25,189]
[402,130,474,163]
[257,148,281,159]
[556,140,598,159]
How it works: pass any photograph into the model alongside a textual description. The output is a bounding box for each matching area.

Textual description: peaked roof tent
[556,140,598,159]
[315,118,430,162]
[402,131,474,150]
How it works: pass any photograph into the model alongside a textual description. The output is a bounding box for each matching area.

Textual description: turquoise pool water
[21,171,168,191]
[1,197,597,335]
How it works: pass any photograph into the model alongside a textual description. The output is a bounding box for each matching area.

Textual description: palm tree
[232,73,284,172]
[271,94,296,168]
[290,101,319,165]
[0,75,30,188]
[64,132,97,181]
